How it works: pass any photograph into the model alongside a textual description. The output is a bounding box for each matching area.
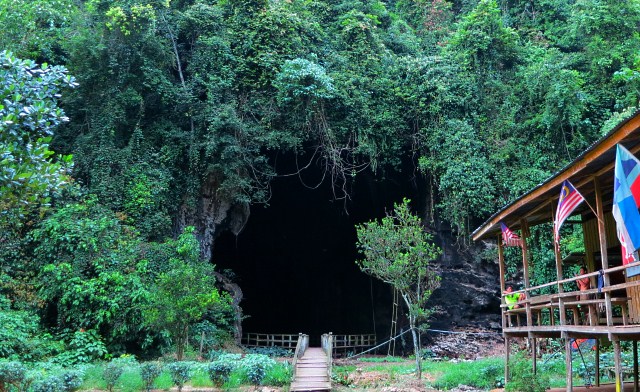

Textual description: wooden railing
[321,333,333,378]
[502,261,640,330]
[242,333,300,349]
[291,333,309,380]
[331,334,377,356]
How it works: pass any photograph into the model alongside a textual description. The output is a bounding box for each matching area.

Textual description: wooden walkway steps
[290,347,331,391]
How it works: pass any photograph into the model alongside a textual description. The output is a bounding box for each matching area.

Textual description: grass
[357,356,406,363]
[423,357,505,390]
[190,367,214,387]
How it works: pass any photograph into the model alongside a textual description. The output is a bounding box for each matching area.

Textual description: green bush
[140,362,162,392]
[240,354,275,386]
[60,370,83,391]
[505,352,549,392]
[247,346,293,358]
[32,376,65,392]
[0,296,62,362]
[0,361,27,391]
[208,360,235,386]
[167,362,191,392]
[54,330,108,365]
[103,361,124,392]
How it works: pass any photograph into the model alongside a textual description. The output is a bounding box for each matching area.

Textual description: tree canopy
[2,0,640,360]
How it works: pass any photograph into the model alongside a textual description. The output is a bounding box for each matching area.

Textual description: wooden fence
[242,333,300,349]
[242,332,376,357]
[331,334,377,356]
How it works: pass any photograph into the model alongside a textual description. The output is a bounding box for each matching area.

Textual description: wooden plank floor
[290,347,331,391]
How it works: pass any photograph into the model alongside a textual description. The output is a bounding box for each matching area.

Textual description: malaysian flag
[554,180,585,244]
[500,222,522,247]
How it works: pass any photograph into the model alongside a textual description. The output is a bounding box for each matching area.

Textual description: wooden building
[472,111,640,392]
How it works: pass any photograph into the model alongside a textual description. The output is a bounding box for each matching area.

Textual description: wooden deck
[290,347,331,391]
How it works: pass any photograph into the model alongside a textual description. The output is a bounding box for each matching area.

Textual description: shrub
[60,370,83,391]
[167,362,191,392]
[208,360,235,386]
[140,362,163,392]
[505,352,549,392]
[103,361,124,392]
[54,330,108,365]
[247,346,293,358]
[32,376,65,392]
[240,354,275,386]
[0,361,27,391]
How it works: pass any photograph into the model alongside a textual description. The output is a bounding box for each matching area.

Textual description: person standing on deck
[576,266,591,324]
[576,266,591,300]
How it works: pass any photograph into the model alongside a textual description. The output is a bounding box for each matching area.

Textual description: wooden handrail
[502,261,640,301]
[291,333,308,381]
[321,333,333,379]
[501,261,640,329]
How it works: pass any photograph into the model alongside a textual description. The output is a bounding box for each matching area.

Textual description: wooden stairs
[290,347,331,391]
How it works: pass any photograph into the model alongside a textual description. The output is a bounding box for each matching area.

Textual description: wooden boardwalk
[290,347,331,391]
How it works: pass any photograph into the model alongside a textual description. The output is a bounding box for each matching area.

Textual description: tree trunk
[401,292,422,379]
[410,316,422,379]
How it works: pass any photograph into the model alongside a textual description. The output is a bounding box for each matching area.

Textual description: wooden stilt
[566,337,573,392]
[596,338,601,387]
[532,338,537,375]
[505,336,510,385]
[634,340,638,392]
[615,339,624,392]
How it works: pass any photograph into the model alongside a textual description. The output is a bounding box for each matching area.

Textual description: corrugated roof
[472,108,640,241]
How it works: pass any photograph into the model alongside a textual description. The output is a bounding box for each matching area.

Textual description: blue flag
[613,145,640,255]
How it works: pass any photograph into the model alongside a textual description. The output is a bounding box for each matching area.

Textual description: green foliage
[207,360,235,386]
[143,227,232,360]
[167,362,191,392]
[356,198,441,378]
[0,0,78,61]
[262,361,292,387]
[449,0,519,71]
[239,354,275,386]
[356,198,441,323]
[30,369,84,392]
[103,360,124,392]
[53,330,107,366]
[246,346,293,358]
[31,198,153,353]
[0,361,27,391]
[0,295,61,362]
[0,51,75,232]
[139,362,162,392]
[426,357,505,390]
[505,351,550,392]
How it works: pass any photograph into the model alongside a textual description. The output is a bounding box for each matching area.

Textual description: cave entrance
[212,158,418,346]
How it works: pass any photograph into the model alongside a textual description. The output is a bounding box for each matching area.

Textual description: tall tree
[356,199,441,379]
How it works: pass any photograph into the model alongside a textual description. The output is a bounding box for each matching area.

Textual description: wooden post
[594,177,613,326]
[499,236,507,330]
[634,340,638,392]
[566,337,573,392]
[505,336,510,385]
[520,219,533,327]
[551,202,567,326]
[532,338,537,375]
[596,338,601,387]
[615,339,625,392]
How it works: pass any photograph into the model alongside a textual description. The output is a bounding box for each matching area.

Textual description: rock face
[427,225,502,332]
[175,172,250,342]
[175,173,250,261]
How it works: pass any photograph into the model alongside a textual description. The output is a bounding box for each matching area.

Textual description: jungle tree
[355,198,441,379]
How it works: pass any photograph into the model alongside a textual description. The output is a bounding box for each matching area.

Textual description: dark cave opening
[211,156,421,344]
